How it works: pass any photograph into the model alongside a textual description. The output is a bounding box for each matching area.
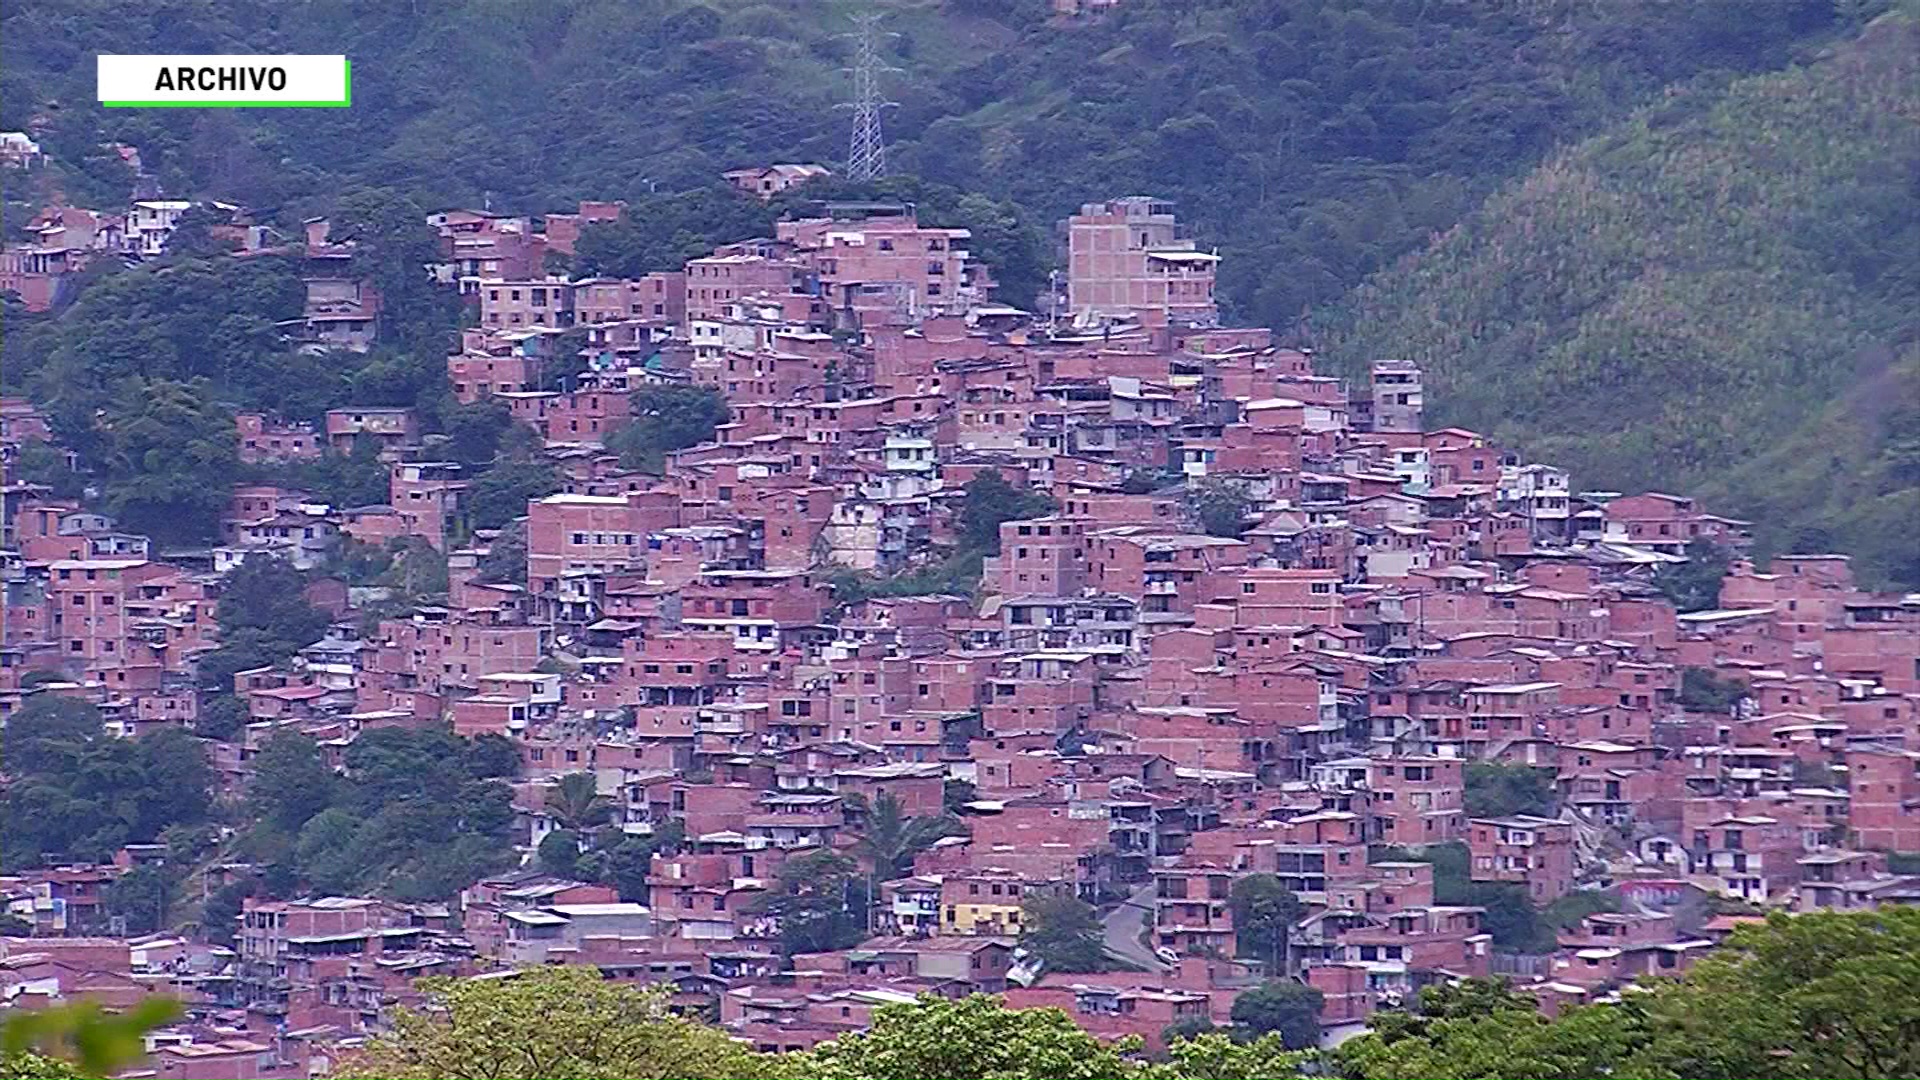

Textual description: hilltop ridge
[1328,12,1920,587]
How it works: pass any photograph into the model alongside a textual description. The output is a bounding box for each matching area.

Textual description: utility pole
[841,13,899,182]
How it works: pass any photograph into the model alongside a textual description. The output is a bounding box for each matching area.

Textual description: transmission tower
[843,13,899,182]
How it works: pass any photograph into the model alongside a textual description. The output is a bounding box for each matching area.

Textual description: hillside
[0,0,1872,327]
[1327,12,1920,588]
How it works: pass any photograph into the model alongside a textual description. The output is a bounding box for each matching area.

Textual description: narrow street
[1102,882,1170,973]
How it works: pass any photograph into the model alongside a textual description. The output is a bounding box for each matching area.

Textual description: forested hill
[6,1,1910,579]
[0,0,1873,327]
[1327,10,1920,589]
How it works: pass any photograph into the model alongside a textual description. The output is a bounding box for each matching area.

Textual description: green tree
[1188,478,1255,540]
[340,967,762,1079]
[1340,999,1643,1080]
[1655,538,1731,613]
[1227,874,1303,976]
[849,792,962,879]
[382,537,451,600]
[293,807,366,894]
[544,772,613,832]
[466,456,560,531]
[0,708,214,872]
[476,521,528,585]
[244,726,520,902]
[1,997,182,1079]
[443,398,515,473]
[464,733,522,779]
[756,849,868,956]
[958,472,1054,555]
[201,880,255,947]
[1153,1031,1310,1080]
[307,435,392,508]
[1624,908,1920,1079]
[160,204,237,259]
[0,696,104,776]
[1462,763,1557,818]
[790,992,1142,1080]
[1472,884,1548,953]
[538,829,583,880]
[1677,667,1748,713]
[98,377,239,543]
[826,553,987,603]
[1341,910,1920,1079]
[604,385,729,472]
[0,1051,84,1079]
[10,440,85,499]
[333,187,459,360]
[1019,888,1110,973]
[1162,1016,1217,1046]
[198,557,331,690]
[1417,976,1536,1021]
[597,821,686,902]
[323,536,395,586]
[1229,981,1323,1050]
[217,557,331,649]
[1361,976,1537,1049]
[192,687,251,737]
[130,727,216,835]
[104,864,174,935]
[943,779,978,815]
[246,732,339,834]
[569,187,777,282]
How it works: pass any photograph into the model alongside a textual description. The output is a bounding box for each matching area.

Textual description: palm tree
[849,792,963,880]
[544,771,612,832]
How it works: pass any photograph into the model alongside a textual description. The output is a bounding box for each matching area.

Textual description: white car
[1154,946,1181,966]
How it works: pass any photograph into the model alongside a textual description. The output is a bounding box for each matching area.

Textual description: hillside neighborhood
[3,164,1920,1077]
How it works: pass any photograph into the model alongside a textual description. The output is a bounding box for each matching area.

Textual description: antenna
[840,13,900,182]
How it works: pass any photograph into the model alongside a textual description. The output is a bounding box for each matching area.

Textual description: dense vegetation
[1461,762,1558,819]
[6,895,1918,1080]
[1328,10,1920,587]
[0,697,214,871]
[242,727,519,901]
[827,471,1054,602]
[6,1,1908,572]
[5,0,1878,325]
[268,910,1920,1079]
[1370,842,1616,954]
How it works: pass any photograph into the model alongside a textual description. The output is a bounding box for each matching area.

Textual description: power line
[841,13,901,182]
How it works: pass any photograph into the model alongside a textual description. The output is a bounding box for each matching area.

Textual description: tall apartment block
[1064,197,1218,327]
